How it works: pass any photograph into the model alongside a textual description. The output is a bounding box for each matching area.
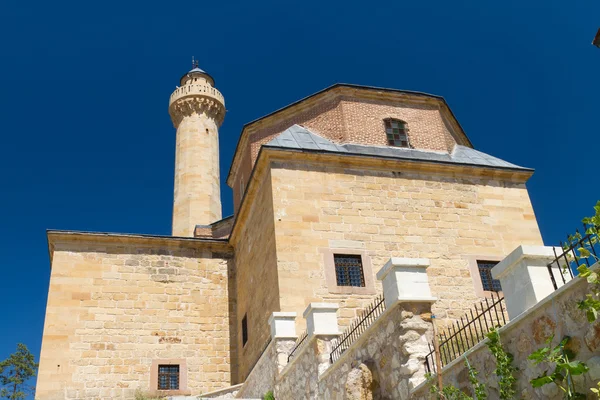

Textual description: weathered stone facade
[230,169,280,381]
[37,232,234,399]
[269,157,542,332]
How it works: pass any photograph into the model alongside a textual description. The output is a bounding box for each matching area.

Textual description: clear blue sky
[0,0,598,386]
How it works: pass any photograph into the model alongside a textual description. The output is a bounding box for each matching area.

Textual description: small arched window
[384,119,410,148]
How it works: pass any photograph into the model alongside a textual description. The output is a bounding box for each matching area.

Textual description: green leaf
[578,264,591,276]
[578,247,591,258]
[528,347,550,363]
[564,361,589,375]
[586,308,598,323]
[530,374,554,388]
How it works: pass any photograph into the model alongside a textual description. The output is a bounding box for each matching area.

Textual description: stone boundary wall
[411,267,600,399]
[275,335,325,399]
[271,301,434,399]
[317,302,433,399]
[235,338,295,398]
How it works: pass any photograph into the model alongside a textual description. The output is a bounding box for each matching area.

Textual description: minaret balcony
[169,83,225,109]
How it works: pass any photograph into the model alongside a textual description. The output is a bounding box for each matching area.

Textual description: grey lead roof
[265,125,530,171]
[188,67,207,74]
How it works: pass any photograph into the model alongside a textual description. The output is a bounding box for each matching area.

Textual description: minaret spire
[168,64,226,236]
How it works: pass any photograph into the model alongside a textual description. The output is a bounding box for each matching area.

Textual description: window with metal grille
[477,260,502,292]
[384,119,410,147]
[158,365,179,390]
[242,314,248,346]
[334,254,365,287]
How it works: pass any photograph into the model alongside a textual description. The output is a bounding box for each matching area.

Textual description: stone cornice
[262,147,534,181]
[169,84,226,128]
[47,230,233,266]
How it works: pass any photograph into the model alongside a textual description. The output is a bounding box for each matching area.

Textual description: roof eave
[262,144,534,175]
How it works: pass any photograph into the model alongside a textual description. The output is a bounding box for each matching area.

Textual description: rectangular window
[242,314,248,346]
[384,119,409,147]
[477,260,502,292]
[158,365,179,390]
[334,254,365,287]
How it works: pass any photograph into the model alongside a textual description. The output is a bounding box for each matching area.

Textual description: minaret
[168,62,225,237]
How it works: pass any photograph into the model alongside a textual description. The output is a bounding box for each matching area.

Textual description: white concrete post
[492,245,565,320]
[303,303,340,337]
[376,258,437,310]
[268,312,297,339]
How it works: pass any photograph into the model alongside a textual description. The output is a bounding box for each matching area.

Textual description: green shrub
[263,390,275,400]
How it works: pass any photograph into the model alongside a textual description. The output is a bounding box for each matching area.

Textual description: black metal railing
[547,227,600,291]
[330,294,386,364]
[424,294,507,374]
[287,330,308,362]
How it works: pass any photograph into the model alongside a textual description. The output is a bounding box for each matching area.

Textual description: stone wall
[411,269,600,399]
[235,338,295,398]
[317,302,434,400]
[274,336,323,399]
[231,169,281,381]
[269,160,543,333]
[36,233,234,399]
[271,301,434,400]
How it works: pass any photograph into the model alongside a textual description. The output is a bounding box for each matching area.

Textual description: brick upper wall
[232,91,467,213]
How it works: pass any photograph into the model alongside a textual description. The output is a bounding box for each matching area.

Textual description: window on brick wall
[384,119,410,147]
[334,254,365,287]
[242,314,248,346]
[477,260,502,292]
[158,365,180,390]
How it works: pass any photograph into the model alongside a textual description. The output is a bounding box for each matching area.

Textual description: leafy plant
[0,343,38,400]
[485,328,516,400]
[465,358,487,400]
[263,390,275,400]
[425,359,485,400]
[564,201,600,322]
[528,336,588,399]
